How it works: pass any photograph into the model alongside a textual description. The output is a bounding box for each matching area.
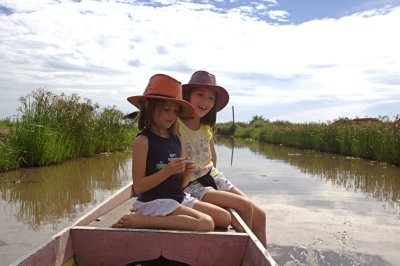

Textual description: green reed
[0,89,136,171]
[219,117,400,166]
[0,138,19,171]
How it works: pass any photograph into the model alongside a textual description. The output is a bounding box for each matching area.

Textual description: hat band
[146,93,178,99]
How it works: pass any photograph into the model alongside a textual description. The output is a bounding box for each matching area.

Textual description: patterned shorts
[184,172,235,200]
[132,193,198,216]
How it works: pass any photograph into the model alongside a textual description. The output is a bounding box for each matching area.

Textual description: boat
[11,182,278,266]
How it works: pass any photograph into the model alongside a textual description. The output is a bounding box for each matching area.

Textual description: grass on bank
[0,89,137,172]
[2,90,399,172]
[216,115,400,166]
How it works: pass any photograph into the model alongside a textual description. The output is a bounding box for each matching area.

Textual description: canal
[0,137,399,265]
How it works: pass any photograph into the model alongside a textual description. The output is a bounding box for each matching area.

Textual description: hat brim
[182,84,229,112]
[127,95,194,118]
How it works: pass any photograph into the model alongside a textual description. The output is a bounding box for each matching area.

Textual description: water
[0,138,399,265]
[215,137,400,266]
[0,152,132,265]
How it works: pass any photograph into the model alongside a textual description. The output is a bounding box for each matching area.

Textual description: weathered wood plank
[11,228,73,266]
[73,182,133,226]
[71,227,248,266]
[88,198,134,227]
[230,210,277,266]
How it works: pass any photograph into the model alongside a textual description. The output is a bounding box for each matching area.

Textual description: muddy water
[216,137,400,266]
[1,139,399,265]
[0,152,132,265]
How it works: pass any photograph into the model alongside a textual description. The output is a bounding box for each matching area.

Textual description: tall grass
[0,89,136,171]
[217,116,400,166]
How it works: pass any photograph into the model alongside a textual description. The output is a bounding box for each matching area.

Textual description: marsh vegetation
[0,89,137,172]
[2,90,399,172]
[216,115,400,166]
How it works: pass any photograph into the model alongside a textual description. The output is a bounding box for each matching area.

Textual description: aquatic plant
[0,89,137,171]
[223,116,400,166]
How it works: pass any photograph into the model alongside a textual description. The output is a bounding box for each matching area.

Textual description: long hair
[137,99,178,136]
[183,88,217,127]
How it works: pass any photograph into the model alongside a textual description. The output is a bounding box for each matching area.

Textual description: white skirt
[132,193,198,216]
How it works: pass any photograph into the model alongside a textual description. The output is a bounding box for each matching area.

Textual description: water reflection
[0,151,131,231]
[216,137,400,216]
[2,138,400,265]
[215,137,400,265]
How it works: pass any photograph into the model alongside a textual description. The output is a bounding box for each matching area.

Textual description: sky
[0,0,399,123]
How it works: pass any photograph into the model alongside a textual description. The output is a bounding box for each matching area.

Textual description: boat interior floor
[88,197,235,232]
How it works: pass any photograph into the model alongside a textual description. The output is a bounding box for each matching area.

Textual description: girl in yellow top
[178,70,267,246]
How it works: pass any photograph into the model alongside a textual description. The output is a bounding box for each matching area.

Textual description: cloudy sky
[1,0,399,123]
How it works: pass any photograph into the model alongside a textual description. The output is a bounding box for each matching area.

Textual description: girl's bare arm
[181,160,195,188]
[210,138,217,167]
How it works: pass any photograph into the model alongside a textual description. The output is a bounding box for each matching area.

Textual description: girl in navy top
[112,74,230,231]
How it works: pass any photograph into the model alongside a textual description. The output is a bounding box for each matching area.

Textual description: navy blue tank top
[136,129,185,203]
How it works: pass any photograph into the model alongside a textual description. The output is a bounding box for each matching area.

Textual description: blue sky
[0,0,399,123]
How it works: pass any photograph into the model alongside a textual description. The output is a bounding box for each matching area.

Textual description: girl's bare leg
[229,187,267,247]
[201,190,253,229]
[112,206,214,232]
[169,206,215,231]
[250,202,267,246]
[192,201,231,229]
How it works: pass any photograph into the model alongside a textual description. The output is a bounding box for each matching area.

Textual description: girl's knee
[239,197,253,213]
[253,204,266,223]
[219,209,231,228]
[198,214,215,232]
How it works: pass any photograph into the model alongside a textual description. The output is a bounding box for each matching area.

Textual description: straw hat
[127,74,194,118]
[182,70,229,112]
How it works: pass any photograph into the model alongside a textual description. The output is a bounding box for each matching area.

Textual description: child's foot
[111,213,142,228]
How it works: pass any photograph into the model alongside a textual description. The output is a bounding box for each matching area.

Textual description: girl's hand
[182,160,195,188]
[184,160,195,175]
[165,157,187,176]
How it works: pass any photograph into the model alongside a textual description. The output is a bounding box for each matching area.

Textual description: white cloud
[268,9,289,21]
[0,1,399,122]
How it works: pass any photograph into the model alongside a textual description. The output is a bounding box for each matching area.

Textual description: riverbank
[216,116,400,166]
[2,89,399,172]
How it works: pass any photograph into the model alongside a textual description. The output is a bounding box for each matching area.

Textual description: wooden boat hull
[11,182,277,266]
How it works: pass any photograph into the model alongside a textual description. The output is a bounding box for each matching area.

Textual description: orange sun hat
[127,74,194,118]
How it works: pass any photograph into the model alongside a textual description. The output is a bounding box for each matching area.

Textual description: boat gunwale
[72,225,249,236]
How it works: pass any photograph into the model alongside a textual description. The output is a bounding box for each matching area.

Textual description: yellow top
[177,119,219,182]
